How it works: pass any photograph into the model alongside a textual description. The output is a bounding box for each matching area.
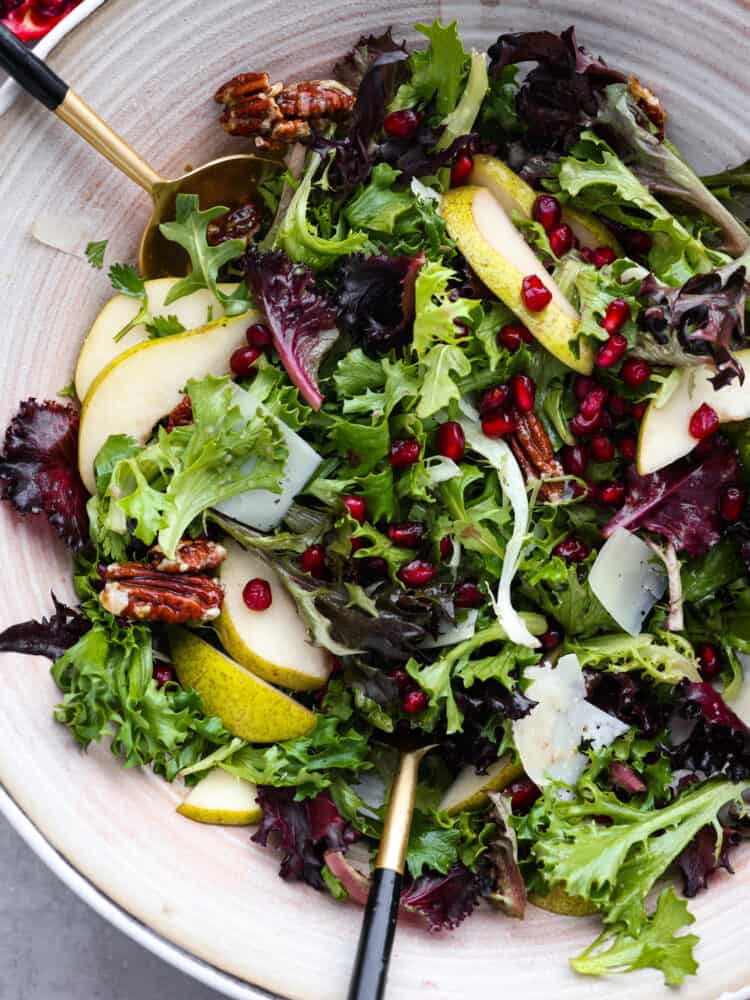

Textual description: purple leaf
[669,681,750,781]
[337,253,424,354]
[584,670,669,738]
[0,593,90,661]
[677,824,734,898]
[637,262,750,389]
[603,436,740,556]
[331,28,408,92]
[401,860,493,931]
[609,761,647,795]
[243,249,339,410]
[251,787,356,891]
[0,398,90,550]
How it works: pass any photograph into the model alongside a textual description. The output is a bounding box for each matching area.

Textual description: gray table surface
[0,813,221,1000]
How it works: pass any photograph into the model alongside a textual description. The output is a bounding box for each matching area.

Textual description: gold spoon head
[138,152,282,277]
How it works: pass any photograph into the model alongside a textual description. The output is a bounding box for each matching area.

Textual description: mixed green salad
[5,21,750,986]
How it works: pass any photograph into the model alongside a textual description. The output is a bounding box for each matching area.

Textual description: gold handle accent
[55,90,164,194]
[375,746,435,874]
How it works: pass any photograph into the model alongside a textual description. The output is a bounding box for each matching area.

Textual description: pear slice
[177,768,262,826]
[528,884,598,916]
[438,754,523,815]
[469,154,620,252]
[638,350,750,475]
[74,280,236,400]
[78,313,254,494]
[169,627,316,743]
[216,538,330,691]
[441,186,592,373]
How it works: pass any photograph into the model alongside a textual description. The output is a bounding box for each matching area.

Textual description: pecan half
[148,537,227,574]
[207,202,262,245]
[629,75,666,139]
[166,395,193,432]
[100,564,224,623]
[510,409,565,502]
[215,74,354,149]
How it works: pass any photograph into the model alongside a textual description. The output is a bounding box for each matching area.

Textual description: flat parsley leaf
[85,239,107,269]
[144,314,187,339]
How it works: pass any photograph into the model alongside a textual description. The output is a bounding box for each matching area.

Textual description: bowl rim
[0,781,283,1000]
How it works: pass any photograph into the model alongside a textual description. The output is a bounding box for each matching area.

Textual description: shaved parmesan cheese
[32,212,100,257]
[513,653,629,787]
[459,400,539,649]
[589,527,666,636]
[421,609,478,649]
[728,653,750,727]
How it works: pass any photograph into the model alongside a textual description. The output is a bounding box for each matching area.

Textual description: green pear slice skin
[216,539,330,691]
[469,154,621,252]
[438,754,523,815]
[638,350,750,475]
[78,313,255,494]
[74,279,236,400]
[441,186,592,374]
[177,767,262,826]
[169,627,316,743]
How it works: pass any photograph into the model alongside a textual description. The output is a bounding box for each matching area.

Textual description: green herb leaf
[144,314,187,339]
[85,239,108,270]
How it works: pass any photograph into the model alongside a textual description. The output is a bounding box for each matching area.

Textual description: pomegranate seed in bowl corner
[532,195,562,232]
[435,421,465,460]
[389,437,421,467]
[511,374,536,412]
[342,494,366,522]
[521,274,552,311]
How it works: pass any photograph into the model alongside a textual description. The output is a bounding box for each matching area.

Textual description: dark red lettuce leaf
[677,824,735,898]
[668,681,750,781]
[243,249,339,410]
[0,593,89,661]
[0,398,89,550]
[487,26,625,154]
[637,262,750,389]
[609,761,647,795]
[584,670,670,738]
[252,787,357,890]
[332,28,407,92]
[401,859,494,931]
[603,436,740,556]
[337,253,424,354]
[440,679,536,776]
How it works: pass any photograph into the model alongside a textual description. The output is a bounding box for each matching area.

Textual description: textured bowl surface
[2,2,750,998]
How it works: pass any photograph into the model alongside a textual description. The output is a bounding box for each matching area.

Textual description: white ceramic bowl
[2,2,750,997]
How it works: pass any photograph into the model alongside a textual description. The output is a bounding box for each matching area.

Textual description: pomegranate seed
[436,421,465,460]
[358,556,388,580]
[608,394,630,419]
[689,403,720,440]
[398,559,437,587]
[600,299,630,335]
[561,443,588,477]
[511,374,536,412]
[599,409,613,432]
[383,108,420,139]
[521,274,552,311]
[579,386,608,419]
[553,536,590,563]
[350,536,365,553]
[573,375,596,401]
[403,689,429,714]
[454,580,484,608]
[590,435,615,463]
[619,435,637,460]
[453,319,471,340]
[242,577,272,611]
[300,544,326,577]
[696,643,721,681]
[540,627,562,651]
[622,230,653,258]
[498,326,522,351]
[595,334,628,368]
[389,669,411,692]
[720,485,745,522]
[505,777,541,814]
[598,481,626,506]
[440,537,454,561]
[579,247,595,264]
[450,154,474,187]
[631,401,647,420]
[389,437,421,467]
[388,521,425,548]
[246,323,272,348]
[621,358,651,387]
[549,223,574,257]
[592,246,617,268]
[570,410,602,437]
[330,657,344,675]
[532,194,562,233]
[153,663,178,688]
[482,412,515,437]
[342,494,366,522]
[479,384,511,417]
[230,346,261,377]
